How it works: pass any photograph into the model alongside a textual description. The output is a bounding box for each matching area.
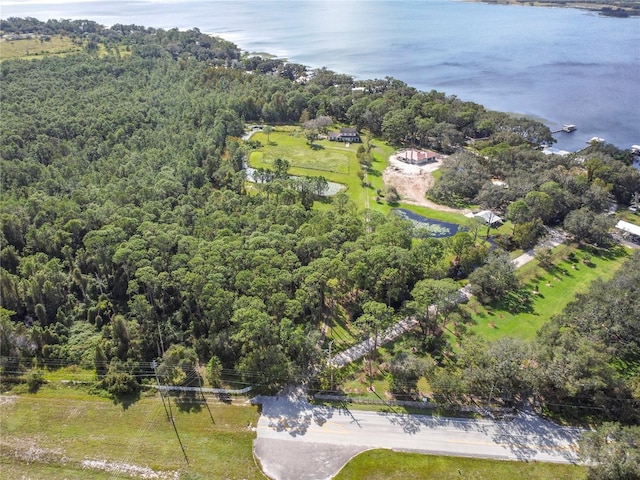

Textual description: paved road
[253,389,583,480]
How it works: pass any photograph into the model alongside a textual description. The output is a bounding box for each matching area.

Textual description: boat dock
[552,124,577,134]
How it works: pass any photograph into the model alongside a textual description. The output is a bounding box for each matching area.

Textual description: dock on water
[552,124,577,134]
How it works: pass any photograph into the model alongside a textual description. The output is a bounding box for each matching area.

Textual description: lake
[4,0,639,152]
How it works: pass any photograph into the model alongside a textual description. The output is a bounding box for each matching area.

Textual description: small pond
[243,162,345,196]
[393,208,460,238]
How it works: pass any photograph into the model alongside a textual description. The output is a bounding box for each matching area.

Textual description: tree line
[0,18,638,442]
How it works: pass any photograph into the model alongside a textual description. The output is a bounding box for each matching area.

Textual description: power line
[152,359,188,465]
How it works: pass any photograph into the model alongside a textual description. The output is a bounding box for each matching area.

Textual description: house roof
[466,210,502,225]
[340,128,358,135]
[616,220,640,237]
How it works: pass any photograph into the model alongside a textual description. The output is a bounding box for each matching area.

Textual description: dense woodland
[1,17,639,444]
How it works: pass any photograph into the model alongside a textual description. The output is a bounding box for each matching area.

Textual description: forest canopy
[1,17,638,430]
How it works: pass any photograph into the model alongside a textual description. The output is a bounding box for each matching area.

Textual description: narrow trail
[329,228,567,368]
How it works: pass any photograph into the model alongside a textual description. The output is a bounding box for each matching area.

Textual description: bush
[99,370,139,397]
[26,370,45,393]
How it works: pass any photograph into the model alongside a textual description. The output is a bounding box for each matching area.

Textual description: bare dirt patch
[382,155,469,214]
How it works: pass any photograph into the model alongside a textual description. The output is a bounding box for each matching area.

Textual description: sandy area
[382,154,468,214]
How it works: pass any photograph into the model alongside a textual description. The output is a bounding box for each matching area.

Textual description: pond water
[393,208,460,238]
[243,162,345,196]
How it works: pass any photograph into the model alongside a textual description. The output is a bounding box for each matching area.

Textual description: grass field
[0,385,263,480]
[247,127,397,211]
[334,449,587,480]
[463,244,630,341]
[3,384,590,480]
[0,36,83,60]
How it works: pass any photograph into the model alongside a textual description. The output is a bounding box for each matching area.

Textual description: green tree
[468,250,519,304]
[263,125,273,143]
[206,355,223,387]
[157,344,198,386]
[389,351,431,396]
[406,278,460,349]
[579,423,640,480]
[564,208,615,246]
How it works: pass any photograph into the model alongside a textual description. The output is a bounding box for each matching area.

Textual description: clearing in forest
[461,244,630,341]
[0,35,83,60]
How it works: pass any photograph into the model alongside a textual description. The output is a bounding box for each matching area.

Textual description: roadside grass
[0,36,82,60]
[462,244,630,341]
[0,384,262,480]
[0,463,133,480]
[334,449,587,480]
[40,365,97,383]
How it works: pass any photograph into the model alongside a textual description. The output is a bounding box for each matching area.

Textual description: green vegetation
[1,16,639,479]
[464,245,629,341]
[0,35,83,60]
[472,0,640,17]
[0,385,262,480]
[250,128,355,175]
[335,449,587,479]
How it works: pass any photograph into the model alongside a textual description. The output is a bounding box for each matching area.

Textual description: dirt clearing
[382,154,468,214]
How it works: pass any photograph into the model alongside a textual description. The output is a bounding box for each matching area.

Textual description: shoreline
[462,0,640,17]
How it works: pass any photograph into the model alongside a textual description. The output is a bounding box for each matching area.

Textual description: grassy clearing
[401,203,470,225]
[0,384,262,480]
[334,449,587,480]
[463,245,630,341]
[248,127,367,205]
[247,127,401,212]
[0,36,82,60]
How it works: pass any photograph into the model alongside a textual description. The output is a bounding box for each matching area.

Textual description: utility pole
[328,341,333,392]
[152,360,189,465]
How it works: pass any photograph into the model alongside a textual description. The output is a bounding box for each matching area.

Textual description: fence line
[151,385,252,395]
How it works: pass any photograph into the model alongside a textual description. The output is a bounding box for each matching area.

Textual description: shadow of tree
[261,389,336,438]
[490,410,582,463]
[173,390,202,413]
[492,288,535,315]
[112,390,140,410]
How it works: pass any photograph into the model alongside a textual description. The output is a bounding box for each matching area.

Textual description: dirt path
[382,155,469,214]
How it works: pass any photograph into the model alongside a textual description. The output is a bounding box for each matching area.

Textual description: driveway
[253,389,583,480]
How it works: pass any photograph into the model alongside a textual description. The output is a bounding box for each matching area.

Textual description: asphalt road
[253,390,583,480]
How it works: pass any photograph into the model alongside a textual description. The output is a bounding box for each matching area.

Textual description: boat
[588,137,605,144]
[562,124,577,132]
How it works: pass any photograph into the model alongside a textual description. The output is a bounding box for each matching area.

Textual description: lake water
[4,0,640,152]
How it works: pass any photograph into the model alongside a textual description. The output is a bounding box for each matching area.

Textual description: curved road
[253,389,583,480]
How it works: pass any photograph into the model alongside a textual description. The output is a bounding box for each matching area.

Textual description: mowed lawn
[0,36,83,60]
[0,385,262,480]
[248,126,396,209]
[462,244,630,341]
[249,127,357,175]
[335,449,586,480]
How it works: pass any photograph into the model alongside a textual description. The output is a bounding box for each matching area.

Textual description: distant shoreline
[463,0,639,17]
